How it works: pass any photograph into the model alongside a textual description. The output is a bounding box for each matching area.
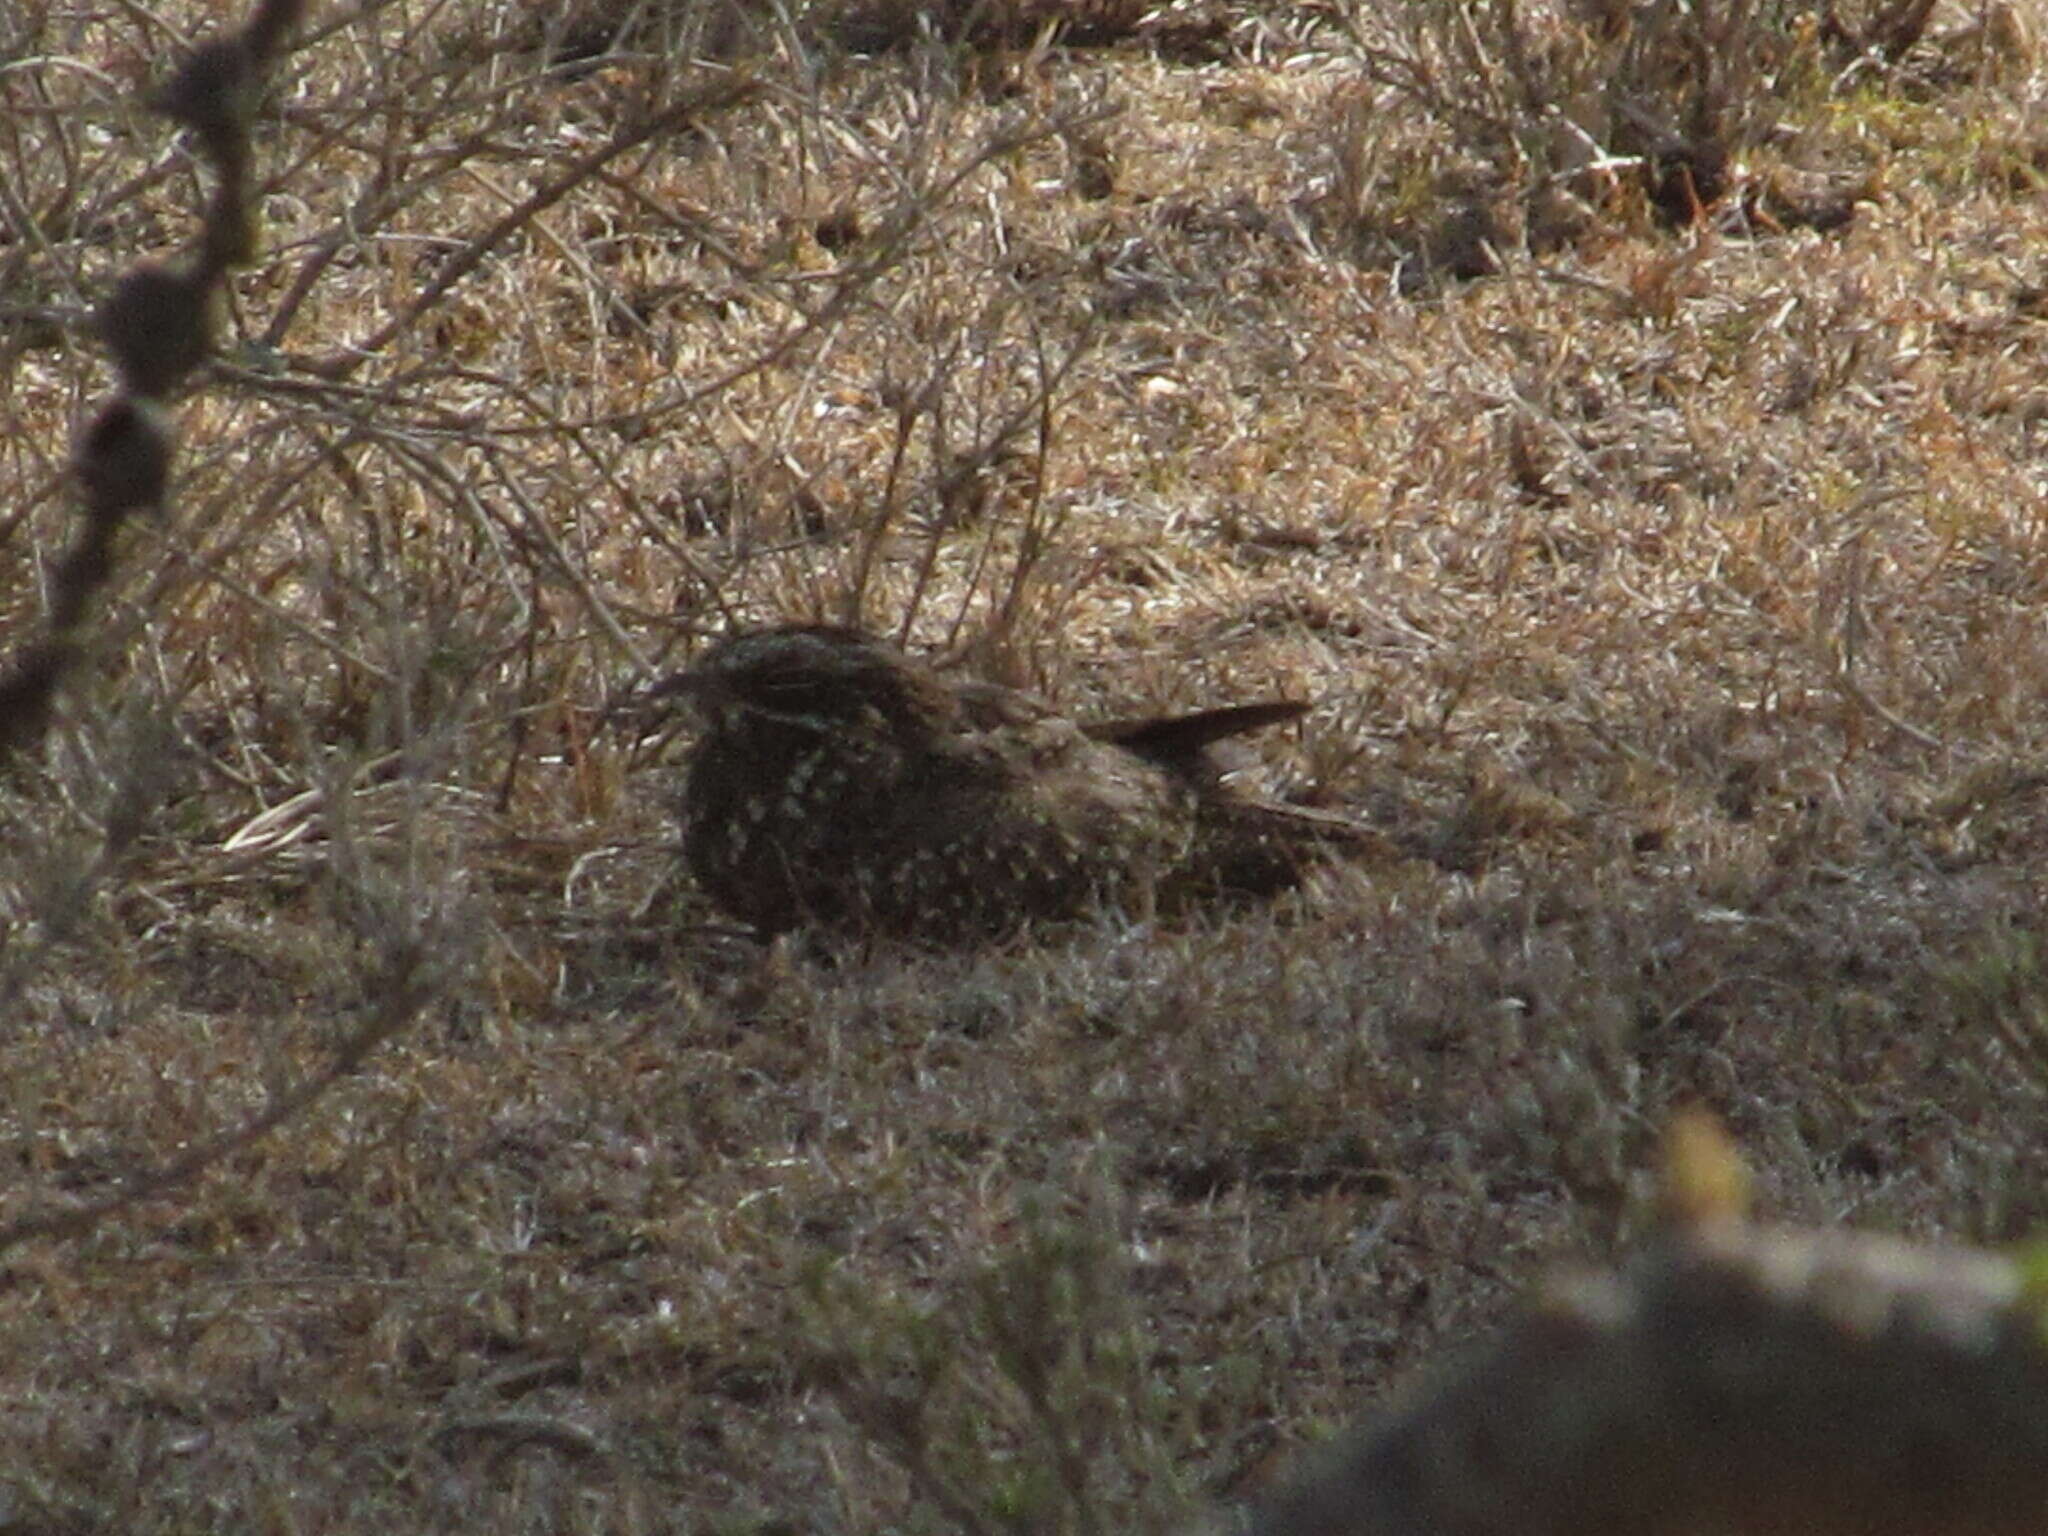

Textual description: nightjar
[659,624,1370,943]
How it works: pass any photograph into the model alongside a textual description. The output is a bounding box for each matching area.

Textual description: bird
[656,623,1372,944]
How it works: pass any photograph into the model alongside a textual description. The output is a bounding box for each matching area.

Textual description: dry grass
[4,0,2048,1529]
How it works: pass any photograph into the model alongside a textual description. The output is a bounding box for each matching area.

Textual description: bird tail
[1087,700,1309,756]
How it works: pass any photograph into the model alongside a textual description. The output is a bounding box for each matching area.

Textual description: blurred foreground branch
[0,1,462,1257]
[0,0,304,753]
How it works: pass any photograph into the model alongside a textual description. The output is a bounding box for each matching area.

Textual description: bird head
[655,625,946,737]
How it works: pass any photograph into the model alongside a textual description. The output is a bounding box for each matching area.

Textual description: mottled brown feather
[662,625,1369,943]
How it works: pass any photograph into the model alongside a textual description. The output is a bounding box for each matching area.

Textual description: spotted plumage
[658,624,1370,943]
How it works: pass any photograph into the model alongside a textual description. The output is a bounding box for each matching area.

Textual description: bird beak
[641,670,725,727]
